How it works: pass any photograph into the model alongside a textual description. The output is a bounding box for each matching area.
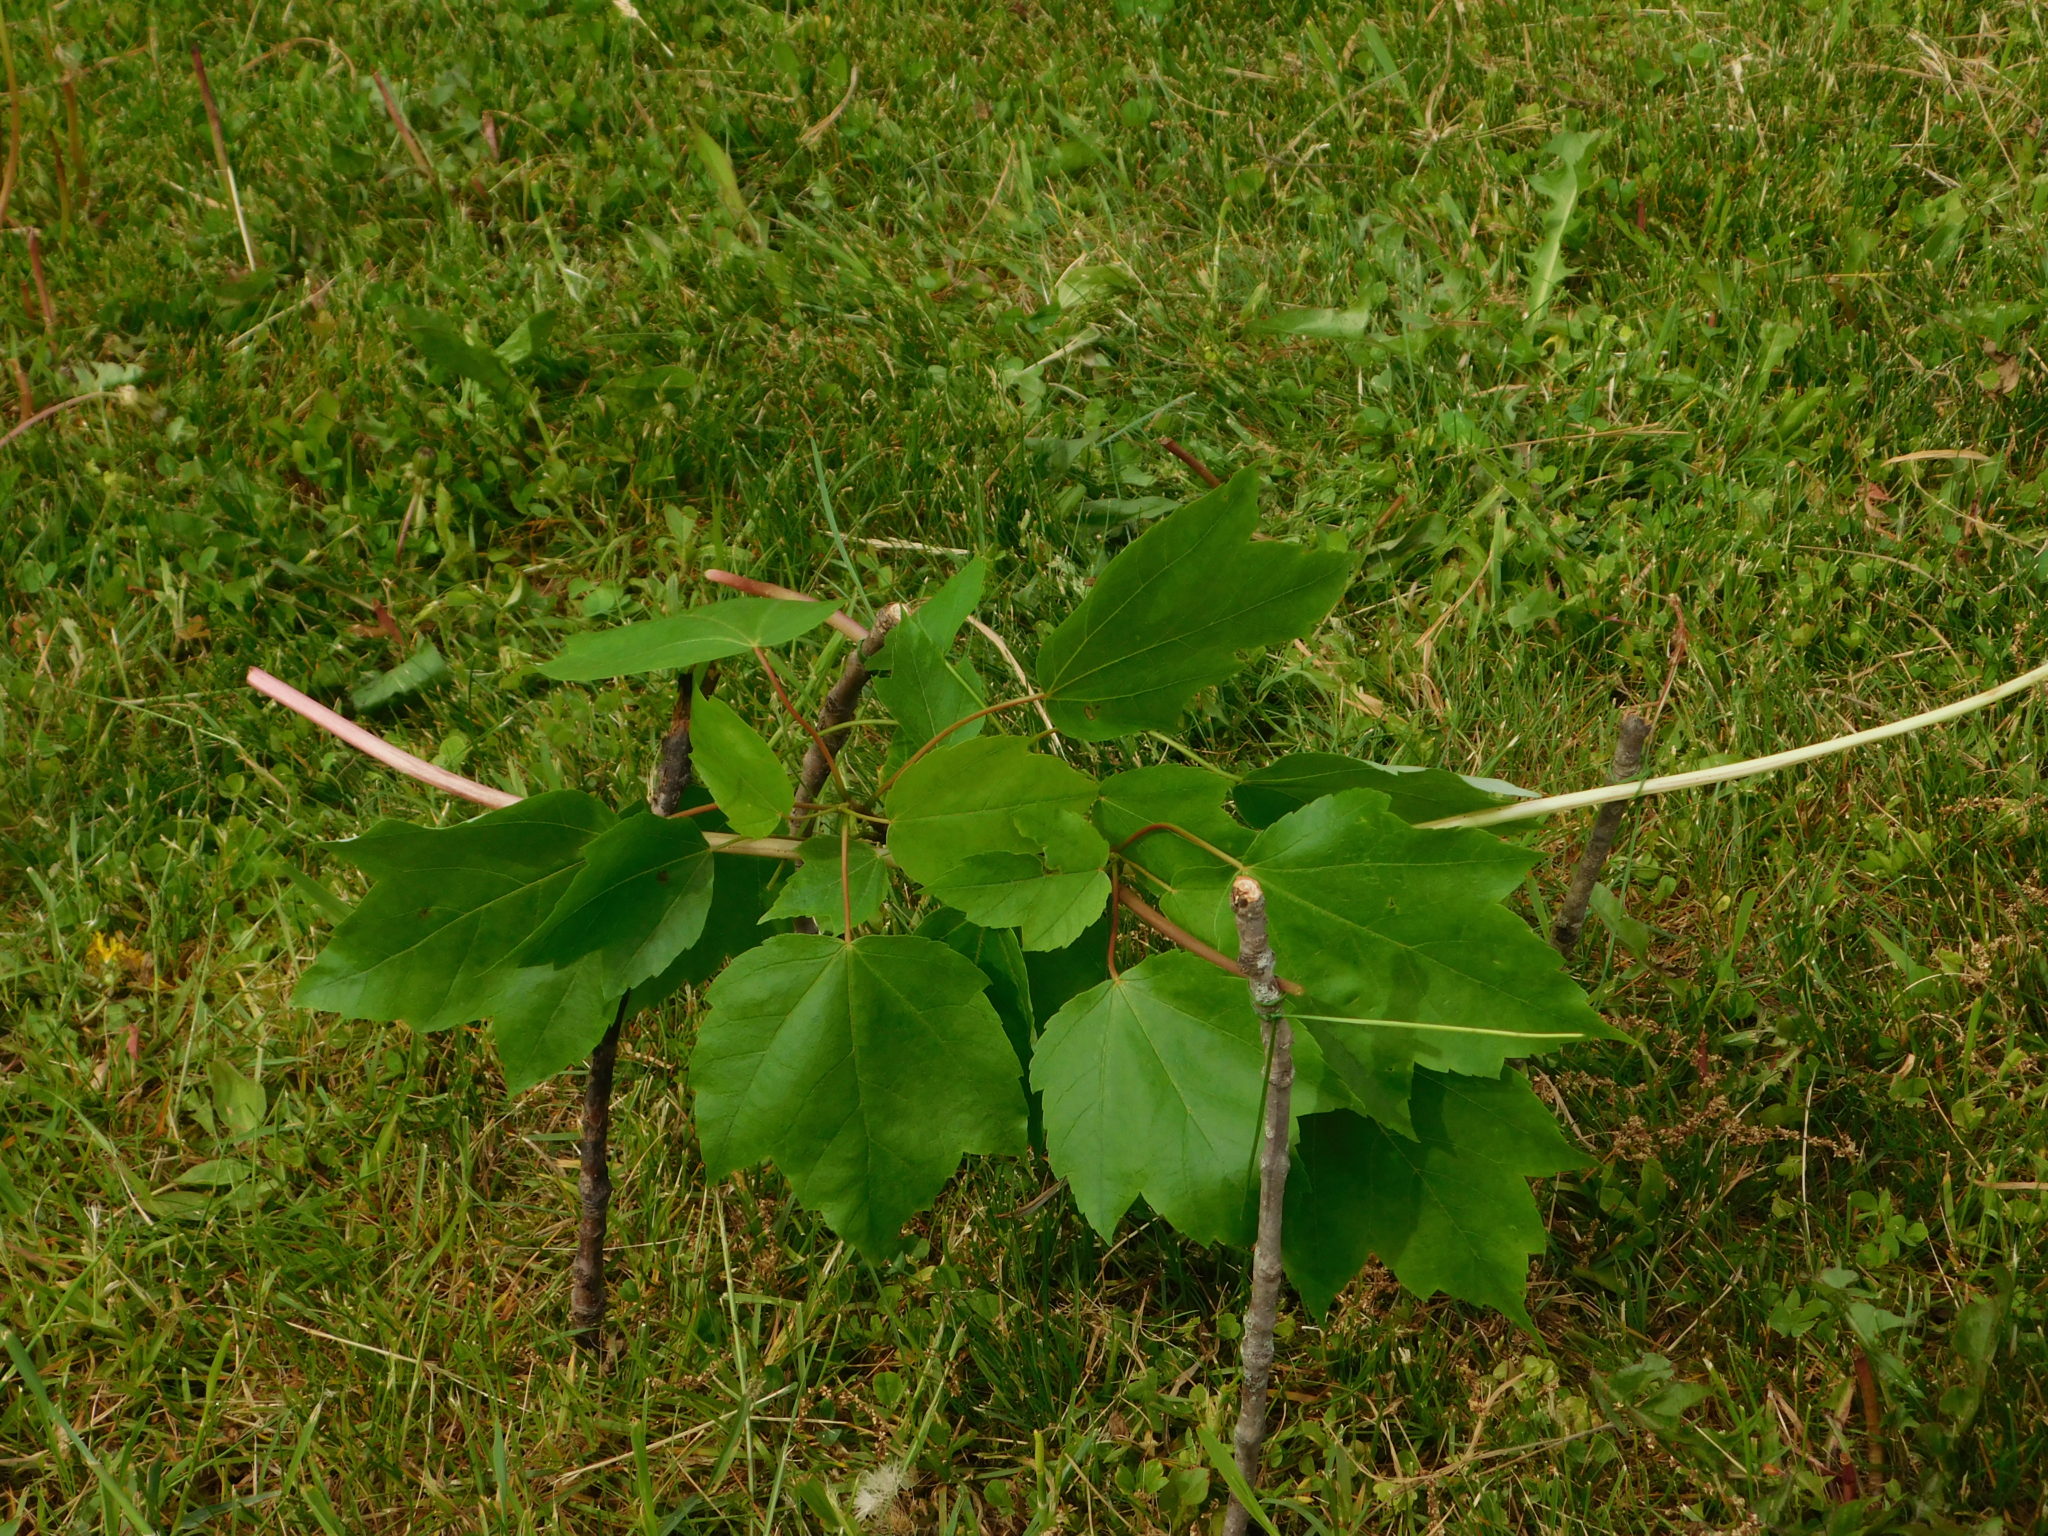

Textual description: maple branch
[702,568,868,642]
[755,645,846,802]
[577,656,720,1350]
[649,669,707,817]
[248,666,1334,989]
[789,603,902,839]
[244,666,806,856]
[1112,885,1304,996]
[570,996,627,1349]
[1223,876,1292,1536]
[1551,712,1650,955]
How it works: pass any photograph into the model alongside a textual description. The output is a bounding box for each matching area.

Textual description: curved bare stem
[877,692,1051,792]
[246,668,519,808]
[702,568,867,642]
[1424,655,2048,832]
[964,614,1066,756]
[1111,821,1246,872]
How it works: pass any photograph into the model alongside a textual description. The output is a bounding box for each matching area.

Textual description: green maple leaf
[518,812,715,995]
[761,833,889,935]
[924,855,1110,951]
[920,807,1109,951]
[900,557,985,642]
[539,596,834,682]
[1292,1019,1418,1137]
[1283,1070,1587,1324]
[626,847,780,1011]
[1021,911,1111,1028]
[491,953,616,1094]
[1165,788,1613,1082]
[691,933,1028,1256]
[1032,952,1267,1247]
[691,693,794,838]
[1035,469,1354,741]
[1094,764,1253,891]
[1234,752,1535,829]
[917,907,1041,1145]
[872,560,988,762]
[916,908,1035,1074]
[294,792,614,1032]
[886,737,1099,877]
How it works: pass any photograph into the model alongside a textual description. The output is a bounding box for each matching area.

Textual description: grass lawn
[3,0,2046,1530]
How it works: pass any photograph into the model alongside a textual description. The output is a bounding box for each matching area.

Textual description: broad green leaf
[329,792,609,881]
[1035,469,1354,741]
[885,736,1099,887]
[1032,952,1265,1247]
[295,792,615,1032]
[1022,912,1111,1027]
[899,773,1111,951]
[916,908,1036,1075]
[1234,753,1535,829]
[889,558,986,653]
[1016,805,1108,871]
[539,597,833,682]
[923,854,1110,952]
[917,909,1044,1145]
[762,833,889,935]
[1165,789,1612,1079]
[627,846,779,1011]
[1283,1071,1586,1323]
[1094,765,1253,890]
[692,933,1028,1256]
[872,621,987,763]
[691,694,794,838]
[208,1057,266,1139]
[518,812,715,994]
[1292,1016,1417,1138]
[873,565,990,769]
[494,308,558,365]
[491,952,616,1095]
[605,363,699,405]
[350,642,450,710]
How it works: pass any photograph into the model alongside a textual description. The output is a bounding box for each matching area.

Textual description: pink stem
[0,392,115,452]
[245,667,520,808]
[703,568,868,641]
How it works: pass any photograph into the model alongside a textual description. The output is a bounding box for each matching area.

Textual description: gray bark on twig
[1223,876,1292,1536]
[789,606,899,934]
[570,997,627,1347]
[1551,712,1651,955]
[790,605,900,840]
[574,670,710,1351]
[649,670,707,818]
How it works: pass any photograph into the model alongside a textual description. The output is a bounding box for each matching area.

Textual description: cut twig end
[1229,875,1266,913]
